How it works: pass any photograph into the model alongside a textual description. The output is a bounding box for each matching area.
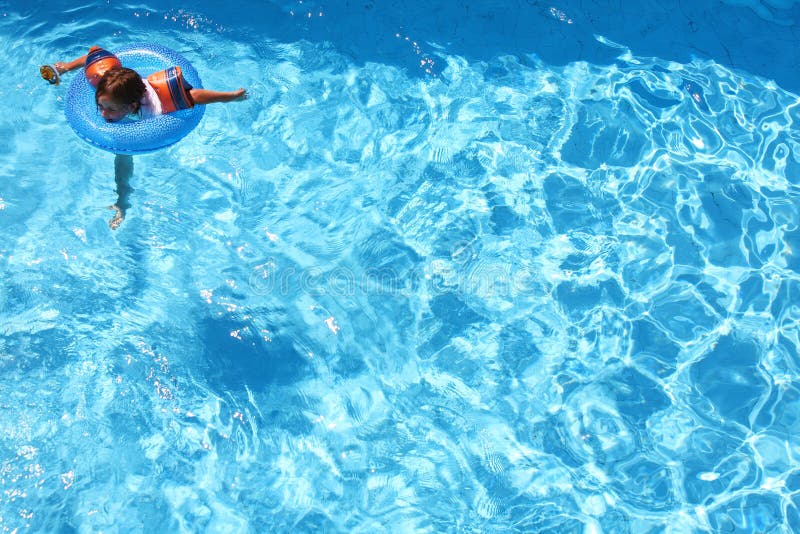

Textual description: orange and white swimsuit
[85,46,195,117]
[144,67,195,114]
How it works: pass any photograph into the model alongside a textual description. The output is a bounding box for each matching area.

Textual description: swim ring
[64,44,205,155]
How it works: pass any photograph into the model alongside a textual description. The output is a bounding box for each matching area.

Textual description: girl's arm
[189,88,247,105]
[53,54,87,74]
[40,53,87,84]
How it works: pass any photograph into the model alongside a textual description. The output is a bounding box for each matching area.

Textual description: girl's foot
[108,205,125,230]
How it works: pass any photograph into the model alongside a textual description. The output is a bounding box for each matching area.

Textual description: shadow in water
[14,1,800,91]
[228,0,800,92]
[199,316,309,391]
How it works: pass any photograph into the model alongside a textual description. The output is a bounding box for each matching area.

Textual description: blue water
[2,0,800,532]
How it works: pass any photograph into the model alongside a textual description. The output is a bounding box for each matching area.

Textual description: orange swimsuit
[84,46,122,87]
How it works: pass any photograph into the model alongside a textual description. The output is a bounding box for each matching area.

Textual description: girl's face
[97,93,135,122]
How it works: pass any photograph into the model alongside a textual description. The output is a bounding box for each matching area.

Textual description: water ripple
[3,8,800,532]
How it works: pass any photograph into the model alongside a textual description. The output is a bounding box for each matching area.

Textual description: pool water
[2,0,800,532]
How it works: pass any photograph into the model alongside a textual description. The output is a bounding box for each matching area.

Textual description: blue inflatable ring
[65,44,205,155]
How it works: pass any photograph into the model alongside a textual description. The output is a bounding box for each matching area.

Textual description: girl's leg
[109,154,133,230]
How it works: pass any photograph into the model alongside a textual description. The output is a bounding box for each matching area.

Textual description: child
[42,46,246,122]
[41,46,246,229]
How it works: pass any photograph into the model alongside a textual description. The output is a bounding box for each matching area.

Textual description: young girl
[41,46,247,229]
[42,46,246,122]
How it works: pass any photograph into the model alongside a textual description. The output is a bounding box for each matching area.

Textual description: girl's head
[95,68,146,122]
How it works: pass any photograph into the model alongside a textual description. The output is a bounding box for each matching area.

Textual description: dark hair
[95,67,146,113]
